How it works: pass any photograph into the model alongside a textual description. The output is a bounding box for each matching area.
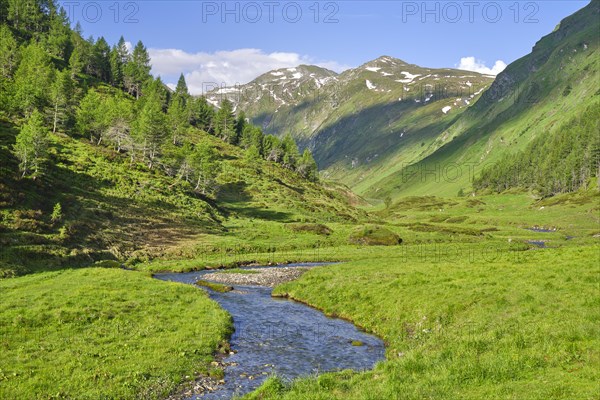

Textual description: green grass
[1,190,598,398]
[195,279,234,292]
[0,268,232,399]
[263,245,600,399]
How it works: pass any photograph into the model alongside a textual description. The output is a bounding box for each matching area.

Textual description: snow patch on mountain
[207,98,220,107]
[400,71,420,80]
[442,106,452,114]
[216,87,240,94]
[366,67,381,72]
[366,80,376,90]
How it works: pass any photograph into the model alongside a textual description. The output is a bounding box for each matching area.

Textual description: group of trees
[210,99,318,180]
[474,104,600,197]
[1,0,319,191]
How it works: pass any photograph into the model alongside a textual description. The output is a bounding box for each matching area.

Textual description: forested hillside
[474,103,600,196]
[0,0,360,277]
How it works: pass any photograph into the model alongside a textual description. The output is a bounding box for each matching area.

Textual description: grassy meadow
[1,165,598,399]
[0,268,232,399]
[260,245,599,399]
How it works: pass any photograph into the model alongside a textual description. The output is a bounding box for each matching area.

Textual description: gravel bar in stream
[201,266,313,287]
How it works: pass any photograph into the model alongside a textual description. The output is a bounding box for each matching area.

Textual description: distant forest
[474,104,600,197]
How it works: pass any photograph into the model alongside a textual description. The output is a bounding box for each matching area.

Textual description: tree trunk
[53,103,58,134]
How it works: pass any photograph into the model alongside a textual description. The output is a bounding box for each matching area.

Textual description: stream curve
[154,263,385,399]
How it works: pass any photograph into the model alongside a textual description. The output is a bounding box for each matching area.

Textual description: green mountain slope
[208,57,495,192]
[0,113,365,277]
[366,0,599,199]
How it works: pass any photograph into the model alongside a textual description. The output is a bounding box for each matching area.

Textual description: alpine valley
[0,1,598,400]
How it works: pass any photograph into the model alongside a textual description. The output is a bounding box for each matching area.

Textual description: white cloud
[456,57,507,76]
[148,48,349,95]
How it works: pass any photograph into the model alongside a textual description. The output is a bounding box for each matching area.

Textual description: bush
[195,280,233,292]
[348,225,402,246]
[11,209,46,233]
[93,260,122,268]
[287,223,332,236]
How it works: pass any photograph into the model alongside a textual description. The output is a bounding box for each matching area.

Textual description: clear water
[154,264,385,399]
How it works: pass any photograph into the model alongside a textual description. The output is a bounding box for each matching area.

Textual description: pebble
[202,266,313,287]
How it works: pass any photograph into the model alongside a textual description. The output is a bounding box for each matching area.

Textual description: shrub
[348,225,402,246]
[287,223,332,236]
[195,280,233,292]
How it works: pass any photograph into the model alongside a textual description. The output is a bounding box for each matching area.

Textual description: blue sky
[60,1,589,93]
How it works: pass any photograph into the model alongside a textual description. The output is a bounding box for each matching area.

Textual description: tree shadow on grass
[231,206,293,222]
[217,181,294,222]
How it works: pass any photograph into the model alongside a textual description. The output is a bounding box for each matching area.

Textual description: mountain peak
[361,55,409,68]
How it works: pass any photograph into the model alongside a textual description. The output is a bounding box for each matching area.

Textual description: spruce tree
[174,73,189,102]
[213,99,236,143]
[124,40,151,99]
[109,36,129,87]
[92,37,111,82]
[188,96,214,132]
[46,5,72,62]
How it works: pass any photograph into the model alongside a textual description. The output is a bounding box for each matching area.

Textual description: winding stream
[154,264,385,399]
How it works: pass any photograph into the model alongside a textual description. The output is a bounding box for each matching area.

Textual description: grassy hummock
[348,224,402,246]
[195,279,234,292]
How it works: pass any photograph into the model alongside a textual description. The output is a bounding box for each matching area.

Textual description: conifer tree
[190,140,220,194]
[188,96,214,132]
[297,148,318,181]
[0,24,18,79]
[135,89,167,169]
[123,40,151,99]
[174,73,189,103]
[109,36,129,87]
[213,99,236,143]
[12,42,54,115]
[13,109,49,178]
[50,68,75,133]
[46,5,72,62]
[92,36,111,81]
